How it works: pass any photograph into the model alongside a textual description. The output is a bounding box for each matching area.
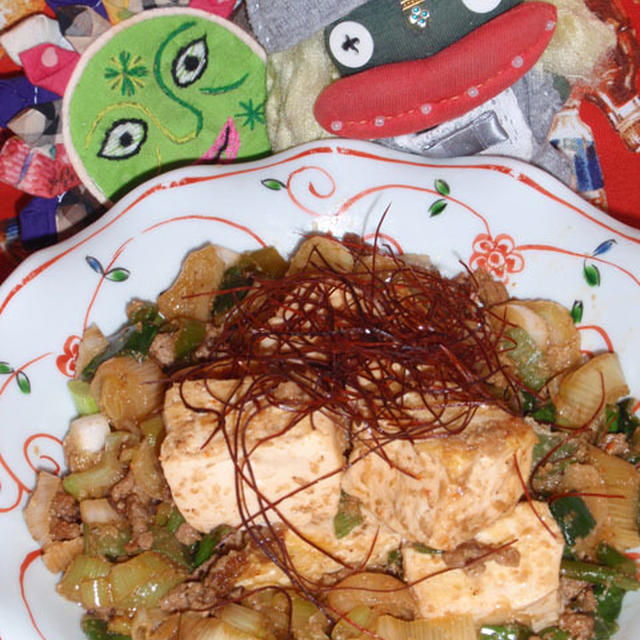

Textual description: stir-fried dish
[24,234,640,640]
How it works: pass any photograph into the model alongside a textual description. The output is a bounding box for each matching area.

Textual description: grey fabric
[412,112,508,158]
[245,0,369,53]
[511,68,573,185]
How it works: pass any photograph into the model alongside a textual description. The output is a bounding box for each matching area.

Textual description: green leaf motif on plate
[0,361,13,374]
[105,268,131,282]
[261,178,286,191]
[429,199,448,217]
[583,262,601,287]
[16,370,31,394]
[570,300,584,324]
[434,179,450,196]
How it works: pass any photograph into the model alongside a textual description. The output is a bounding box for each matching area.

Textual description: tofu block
[236,508,402,588]
[403,501,564,631]
[161,379,345,533]
[342,406,537,549]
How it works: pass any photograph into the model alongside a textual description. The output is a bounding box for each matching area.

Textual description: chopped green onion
[63,432,132,500]
[68,380,99,416]
[166,506,185,534]
[193,524,233,567]
[174,319,206,361]
[334,491,364,539]
[479,623,532,640]
[109,551,188,609]
[549,495,596,547]
[560,559,640,591]
[82,617,130,640]
[501,327,548,391]
[596,542,638,577]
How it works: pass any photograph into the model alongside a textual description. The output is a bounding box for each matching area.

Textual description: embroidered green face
[64,10,270,202]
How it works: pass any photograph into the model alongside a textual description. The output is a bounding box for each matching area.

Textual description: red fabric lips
[314,2,558,139]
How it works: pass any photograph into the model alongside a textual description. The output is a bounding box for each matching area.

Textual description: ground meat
[599,433,630,457]
[471,268,509,306]
[160,550,248,612]
[560,577,591,602]
[111,472,135,507]
[126,493,153,535]
[49,491,82,541]
[575,587,598,613]
[442,540,520,576]
[194,324,223,360]
[51,491,80,521]
[175,522,202,546]
[149,333,177,368]
[559,612,595,640]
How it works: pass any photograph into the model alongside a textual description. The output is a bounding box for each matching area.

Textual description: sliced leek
[375,614,477,640]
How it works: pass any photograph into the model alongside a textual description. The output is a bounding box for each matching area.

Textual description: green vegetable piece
[531,403,556,424]
[68,380,100,415]
[605,399,639,438]
[166,506,185,534]
[538,627,569,640]
[239,246,288,279]
[63,432,131,500]
[334,491,364,539]
[549,496,597,547]
[174,320,206,361]
[151,525,192,569]
[501,327,548,391]
[532,432,578,467]
[58,554,112,602]
[193,524,233,568]
[387,548,403,577]
[84,523,131,559]
[109,550,188,609]
[213,265,253,315]
[82,617,131,640]
[597,542,638,577]
[140,414,166,451]
[479,623,532,640]
[80,303,163,381]
[412,542,442,554]
[560,559,640,591]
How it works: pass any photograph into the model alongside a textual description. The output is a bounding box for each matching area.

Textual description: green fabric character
[63,9,270,202]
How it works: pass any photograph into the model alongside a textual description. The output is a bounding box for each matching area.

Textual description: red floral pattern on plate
[469,233,525,283]
[56,335,80,378]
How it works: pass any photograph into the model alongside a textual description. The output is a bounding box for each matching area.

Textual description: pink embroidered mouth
[199,117,241,162]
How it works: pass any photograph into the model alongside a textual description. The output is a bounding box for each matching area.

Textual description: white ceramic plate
[1,139,639,639]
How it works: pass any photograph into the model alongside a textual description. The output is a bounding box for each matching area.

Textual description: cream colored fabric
[535,0,616,83]
[265,31,337,152]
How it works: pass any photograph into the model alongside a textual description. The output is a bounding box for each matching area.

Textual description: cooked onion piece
[42,537,84,573]
[374,613,476,640]
[287,236,354,274]
[588,444,640,550]
[158,245,230,322]
[75,324,109,378]
[24,471,61,546]
[328,572,418,620]
[90,356,165,430]
[552,353,629,426]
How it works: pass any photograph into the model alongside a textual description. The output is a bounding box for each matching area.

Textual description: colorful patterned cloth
[2,0,640,283]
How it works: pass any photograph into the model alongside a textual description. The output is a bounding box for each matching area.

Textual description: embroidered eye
[328,21,374,69]
[172,36,208,87]
[461,0,501,13]
[98,119,148,160]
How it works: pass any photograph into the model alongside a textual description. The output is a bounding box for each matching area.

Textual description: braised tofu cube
[342,406,536,549]
[161,379,345,533]
[403,501,564,631]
